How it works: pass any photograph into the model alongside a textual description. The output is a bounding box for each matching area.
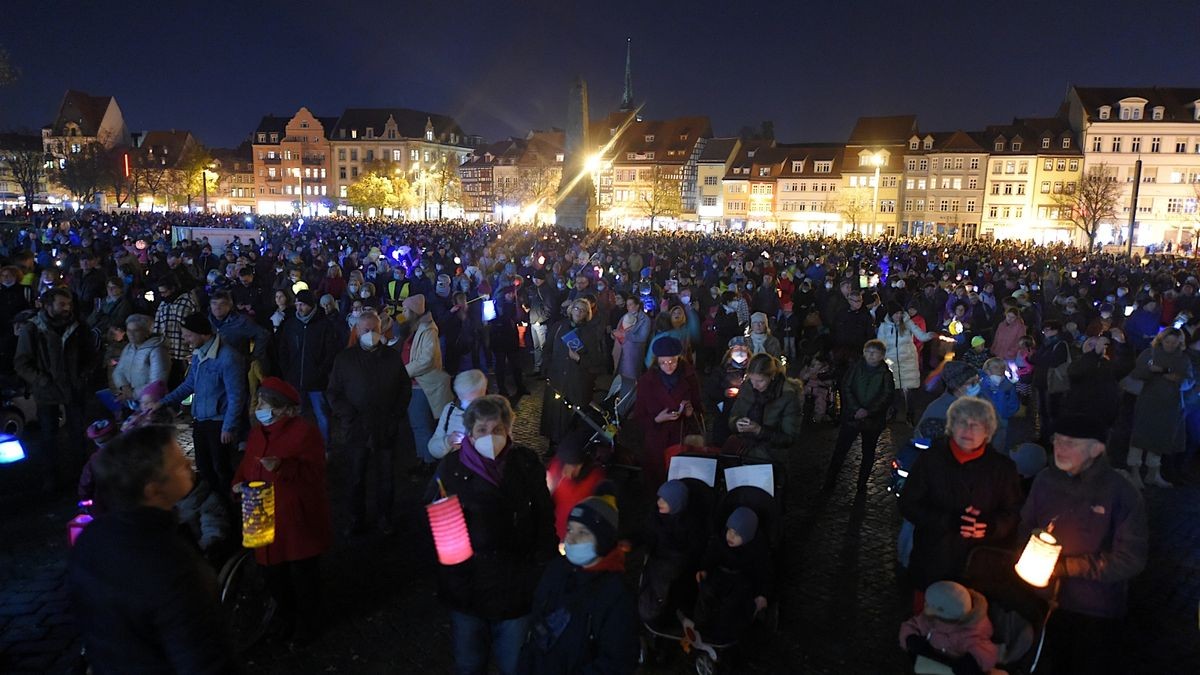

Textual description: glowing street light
[870,152,885,236]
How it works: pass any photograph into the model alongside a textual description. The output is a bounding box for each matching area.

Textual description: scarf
[458,435,509,486]
[583,546,627,573]
[658,366,681,392]
[949,438,986,464]
[296,308,316,324]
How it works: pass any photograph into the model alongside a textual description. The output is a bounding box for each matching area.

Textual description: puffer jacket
[112,336,169,394]
[898,588,998,671]
[877,314,932,390]
[726,374,804,464]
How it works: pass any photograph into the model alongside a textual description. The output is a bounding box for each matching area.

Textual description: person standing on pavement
[69,424,239,674]
[428,395,557,675]
[155,313,246,507]
[401,294,454,470]
[208,289,272,386]
[520,492,638,675]
[725,353,804,467]
[326,310,412,535]
[14,287,97,489]
[276,289,341,445]
[428,369,488,461]
[522,270,560,376]
[1126,327,1192,489]
[153,276,199,389]
[634,336,703,490]
[899,397,1023,607]
[233,376,332,646]
[111,314,168,402]
[1020,413,1148,675]
[490,285,530,399]
[541,299,606,445]
[827,339,895,490]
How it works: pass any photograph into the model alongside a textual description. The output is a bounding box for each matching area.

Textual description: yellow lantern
[241,481,276,548]
[1015,529,1062,588]
[948,319,964,336]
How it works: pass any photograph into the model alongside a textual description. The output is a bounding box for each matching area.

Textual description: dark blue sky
[3,0,1199,148]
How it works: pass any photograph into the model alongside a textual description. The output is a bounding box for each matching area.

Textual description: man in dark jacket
[1029,320,1071,444]
[491,286,530,399]
[209,289,271,375]
[1020,414,1147,675]
[521,271,561,375]
[828,340,895,490]
[68,424,238,674]
[70,249,107,316]
[831,291,877,377]
[326,310,412,535]
[277,290,342,444]
[14,287,96,488]
[0,265,33,376]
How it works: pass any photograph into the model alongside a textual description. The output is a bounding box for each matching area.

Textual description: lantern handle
[436,477,448,500]
[1045,517,1057,535]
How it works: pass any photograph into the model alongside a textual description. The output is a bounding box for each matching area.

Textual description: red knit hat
[258,376,300,405]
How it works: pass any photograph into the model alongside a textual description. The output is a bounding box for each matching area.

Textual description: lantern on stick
[948,319,964,336]
[241,481,276,548]
[1015,528,1062,588]
[427,480,473,565]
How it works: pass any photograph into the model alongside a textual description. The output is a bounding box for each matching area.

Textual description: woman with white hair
[112,314,168,401]
[429,369,489,460]
[748,312,782,358]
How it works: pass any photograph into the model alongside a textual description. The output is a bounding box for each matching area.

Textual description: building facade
[251,108,337,216]
[979,118,1081,243]
[1064,86,1200,247]
[901,131,988,239]
[841,115,915,236]
[210,143,256,213]
[0,133,50,209]
[773,144,844,233]
[41,90,132,208]
[696,137,740,228]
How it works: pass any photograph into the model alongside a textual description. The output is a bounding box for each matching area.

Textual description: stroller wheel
[695,652,715,675]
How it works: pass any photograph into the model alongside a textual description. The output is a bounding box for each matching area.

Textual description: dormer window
[1012,141,1022,151]
[923,139,933,150]
[257,133,265,143]
[994,141,1004,151]
[1099,106,1111,120]
[351,129,357,139]
[555,153,564,162]
[1152,106,1165,121]
[269,133,278,143]
[1062,137,1071,149]
[679,133,687,141]
[1042,138,1051,149]
[1117,98,1148,122]
[759,167,769,176]
[300,121,309,128]
[365,127,374,138]
[909,139,919,150]
[645,135,655,143]
[791,160,802,172]
[1193,100,1200,121]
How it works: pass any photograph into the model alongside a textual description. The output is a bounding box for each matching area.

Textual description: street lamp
[870,152,885,236]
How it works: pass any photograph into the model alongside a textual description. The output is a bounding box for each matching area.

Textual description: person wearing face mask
[541,299,606,445]
[233,376,331,646]
[706,338,752,447]
[401,294,454,472]
[520,490,638,674]
[978,358,1020,452]
[915,361,982,440]
[613,296,651,393]
[899,397,1023,608]
[277,290,342,445]
[382,266,411,319]
[15,287,98,489]
[326,310,413,535]
[427,395,556,675]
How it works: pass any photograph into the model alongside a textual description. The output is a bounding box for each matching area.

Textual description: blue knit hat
[726,506,759,542]
[656,480,688,514]
[652,336,683,357]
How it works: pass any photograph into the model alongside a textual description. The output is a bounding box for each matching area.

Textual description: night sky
[3,0,1199,149]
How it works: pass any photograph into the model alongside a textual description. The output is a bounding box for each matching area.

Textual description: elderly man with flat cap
[1019,413,1148,675]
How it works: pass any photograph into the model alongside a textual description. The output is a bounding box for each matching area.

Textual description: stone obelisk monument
[556,76,594,232]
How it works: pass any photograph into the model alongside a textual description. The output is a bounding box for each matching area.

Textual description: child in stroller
[899,580,999,674]
[692,506,773,646]
[638,479,709,631]
[798,354,836,423]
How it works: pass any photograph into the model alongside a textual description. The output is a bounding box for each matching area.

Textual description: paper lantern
[241,481,276,548]
[0,434,26,464]
[426,495,473,565]
[1015,529,1062,588]
[67,501,94,547]
[948,319,964,336]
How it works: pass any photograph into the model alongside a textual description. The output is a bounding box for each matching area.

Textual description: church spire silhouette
[619,37,634,112]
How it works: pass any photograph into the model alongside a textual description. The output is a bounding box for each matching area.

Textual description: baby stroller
[911,546,1057,674]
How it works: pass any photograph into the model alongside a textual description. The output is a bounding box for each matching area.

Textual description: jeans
[409,388,435,464]
[530,322,548,370]
[305,390,331,445]
[449,610,528,675]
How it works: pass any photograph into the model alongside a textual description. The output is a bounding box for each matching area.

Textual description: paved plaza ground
[1,378,1198,674]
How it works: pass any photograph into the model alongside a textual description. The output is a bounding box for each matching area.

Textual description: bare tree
[430,161,463,220]
[49,142,107,206]
[1051,163,1121,250]
[0,47,18,86]
[638,165,682,230]
[1,139,45,207]
[493,172,519,223]
[835,186,873,233]
[517,165,560,227]
[129,150,173,209]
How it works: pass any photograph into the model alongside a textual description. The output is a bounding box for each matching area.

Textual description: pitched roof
[847,115,918,145]
[330,108,465,144]
[982,117,1080,155]
[1070,86,1200,122]
[594,114,712,164]
[210,142,254,172]
[46,90,116,137]
[253,115,290,138]
[698,137,740,163]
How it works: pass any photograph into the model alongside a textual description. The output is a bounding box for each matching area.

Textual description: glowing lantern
[948,319,964,336]
[67,501,94,547]
[241,481,276,548]
[0,434,26,464]
[426,495,473,565]
[1015,529,1062,588]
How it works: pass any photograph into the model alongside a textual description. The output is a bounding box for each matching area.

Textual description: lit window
[1042,138,1051,149]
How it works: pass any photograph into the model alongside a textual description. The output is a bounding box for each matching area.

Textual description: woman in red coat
[233,376,332,645]
[634,336,703,491]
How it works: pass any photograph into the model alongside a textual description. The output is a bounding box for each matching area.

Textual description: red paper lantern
[426,495,473,565]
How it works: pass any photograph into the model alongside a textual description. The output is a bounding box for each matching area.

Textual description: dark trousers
[36,401,86,488]
[492,348,525,396]
[261,556,322,640]
[345,426,395,524]
[168,358,189,391]
[192,420,233,500]
[1043,610,1122,675]
[829,420,884,486]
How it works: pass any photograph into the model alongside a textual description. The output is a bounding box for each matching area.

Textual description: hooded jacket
[898,589,998,672]
[14,311,97,404]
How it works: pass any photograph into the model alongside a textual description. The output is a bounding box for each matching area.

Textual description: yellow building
[839,116,914,236]
[696,138,740,228]
[980,118,1081,243]
[900,131,989,239]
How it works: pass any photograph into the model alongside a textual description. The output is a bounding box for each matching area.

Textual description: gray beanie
[924,580,973,621]
[942,360,976,392]
[656,480,688,514]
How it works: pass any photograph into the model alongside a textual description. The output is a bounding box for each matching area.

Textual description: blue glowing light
[0,434,26,464]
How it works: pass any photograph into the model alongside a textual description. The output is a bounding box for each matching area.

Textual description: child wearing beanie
[637,480,707,626]
[693,506,773,644]
[898,580,997,673]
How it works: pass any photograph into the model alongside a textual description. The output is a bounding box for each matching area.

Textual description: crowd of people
[4,209,1190,673]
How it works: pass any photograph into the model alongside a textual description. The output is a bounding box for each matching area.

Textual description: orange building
[251,107,337,215]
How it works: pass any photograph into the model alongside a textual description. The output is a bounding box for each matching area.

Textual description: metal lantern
[241,481,276,548]
[426,495,473,566]
[1015,529,1062,588]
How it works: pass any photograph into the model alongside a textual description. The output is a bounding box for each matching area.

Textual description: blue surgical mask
[564,541,598,567]
[965,383,982,397]
[254,408,275,425]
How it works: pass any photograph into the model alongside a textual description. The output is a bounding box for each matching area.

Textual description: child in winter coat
[77,419,120,510]
[1013,336,1036,399]
[979,358,1020,451]
[693,507,773,645]
[799,354,836,423]
[776,301,800,363]
[960,336,991,372]
[899,580,998,674]
[638,480,708,626]
[546,428,607,540]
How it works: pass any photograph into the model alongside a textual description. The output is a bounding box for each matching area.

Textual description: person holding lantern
[898,397,1023,608]
[634,336,703,491]
[725,353,804,467]
[520,491,639,674]
[1019,414,1147,675]
[704,337,752,447]
[233,376,332,645]
[428,395,556,675]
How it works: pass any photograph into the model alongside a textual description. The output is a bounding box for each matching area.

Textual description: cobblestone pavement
[2,383,1199,674]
